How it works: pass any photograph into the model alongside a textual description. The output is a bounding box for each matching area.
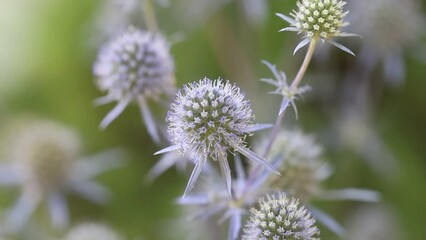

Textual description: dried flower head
[156,78,278,197]
[243,192,320,240]
[0,119,123,231]
[277,0,357,55]
[64,223,123,240]
[256,129,331,202]
[94,26,175,142]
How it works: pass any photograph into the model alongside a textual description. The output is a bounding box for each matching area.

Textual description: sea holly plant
[83,0,383,239]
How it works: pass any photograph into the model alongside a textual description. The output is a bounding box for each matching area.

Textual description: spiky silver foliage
[277,0,357,55]
[156,78,278,197]
[94,26,175,142]
[243,192,320,240]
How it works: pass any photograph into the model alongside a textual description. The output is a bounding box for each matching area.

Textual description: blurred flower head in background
[345,205,401,240]
[63,223,123,240]
[255,129,331,202]
[0,119,123,232]
[94,26,175,142]
[348,0,426,85]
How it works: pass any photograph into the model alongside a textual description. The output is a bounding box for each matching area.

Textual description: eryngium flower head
[255,129,330,201]
[159,78,278,197]
[64,223,123,240]
[277,0,357,55]
[9,120,80,192]
[94,26,174,102]
[93,26,175,141]
[347,0,425,84]
[167,78,253,161]
[293,0,348,39]
[0,119,123,231]
[243,192,320,240]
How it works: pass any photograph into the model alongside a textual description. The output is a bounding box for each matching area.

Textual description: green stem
[262,38,318,157]
[240,37,318,198]
[143,0,158,31]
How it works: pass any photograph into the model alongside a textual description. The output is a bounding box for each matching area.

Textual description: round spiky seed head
[64,223,123,240]
[348,0,424,55]
[9,120,80,192]
[255,129,329,202]
[243,192,320,240]
[292,0,349,39]
[167,78,254,160]
[94,26,175,102]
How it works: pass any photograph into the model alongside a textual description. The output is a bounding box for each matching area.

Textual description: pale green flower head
[277,0,358,55]
[293,0,348,40]
[243,192,320,240]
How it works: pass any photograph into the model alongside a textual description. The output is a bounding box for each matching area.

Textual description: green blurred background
[0,0,425,239]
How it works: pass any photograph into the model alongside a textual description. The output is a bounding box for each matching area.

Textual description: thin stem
[262,38,318,157]
[143,0,159,31]
[240,37,318,197]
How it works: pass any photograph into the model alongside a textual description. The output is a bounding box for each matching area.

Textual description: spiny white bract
[243,193,320,240]
[162,78,278,197]
[277,0,357,55]
[93,26,174,142]
[63,223,123,240]
[94,26,174,101]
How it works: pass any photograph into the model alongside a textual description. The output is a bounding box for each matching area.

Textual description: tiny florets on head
[243,192,320,240]
[94,26,175,102]
[277,0,356,55]
[167,78,254,160]
[292,0,349,40]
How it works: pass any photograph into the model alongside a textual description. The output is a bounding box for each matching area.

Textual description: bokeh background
[0,0,425,239]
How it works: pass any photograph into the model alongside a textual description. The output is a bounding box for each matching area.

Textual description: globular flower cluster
[277,0,356,55]
[167,78,253,161]
[94,26,174,102]
[292,0,348,40]
[256,129,330,202]
[243,192,320,240]
[161,78,277,196]
[64,223,123,240]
